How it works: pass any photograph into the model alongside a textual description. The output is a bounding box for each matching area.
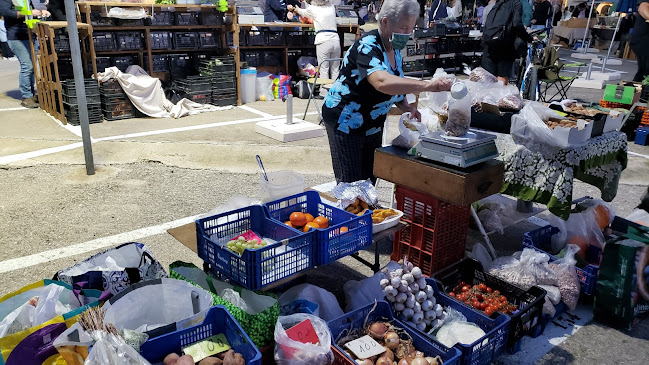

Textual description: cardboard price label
[344,335,386,359]
[183,334,230,362]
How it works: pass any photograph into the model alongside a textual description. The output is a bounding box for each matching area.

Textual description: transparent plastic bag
[519,249,559,286]
[627,208,649,227]
[577,197,616,230]
[469,67,498,83]
[549,244,581,310]
[446,91,471,137]
[564,210,605,264]
[476,202,506,235]
[542,296,556,316]
[489,255,537,290]
[434,306,485,347]
[538,285,561,305]
[274,314,333,365]
[510,102,566,148]
[391,112,429,149]
[85,331,152,365]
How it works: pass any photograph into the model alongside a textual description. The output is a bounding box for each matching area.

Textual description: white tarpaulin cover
[97,66,232,119]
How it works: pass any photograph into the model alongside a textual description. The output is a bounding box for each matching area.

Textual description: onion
[425,356,441,365]
[428,296,436,307]
[422,300,433,312]
[411,266,422,278]
[413,302,422,313]
[375,357,391,365]
[430,319,441,329]
[417,276,427,289]
[383,348,395,361]
[402,308,414,319]
[403,273,415,284]
[394,302,405,312]
[398,284,409,293]
[357,359,374,365]
[386,293,396,302]
[380,278,390,289]
[369,322,388,340]
[438,312,447,321]
[434,304,443,317]
[424,318,432,326]
[404,261,414,272]
[401,280,409,289]
[416,291,427,303]
[398,359,409,365]
[424,310,436,321]
[414,351,425,358]
[412,311,424,324]
[416,321,427,332]
[411,358,429,365]
[396,292,408,303]
[410,283,420,293]
[391,276,402,288]
[393,269,403,277]
[405,295,416,308]
[384,332,400,349]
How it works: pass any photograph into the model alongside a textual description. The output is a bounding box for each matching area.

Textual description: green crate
[603,84,635,105]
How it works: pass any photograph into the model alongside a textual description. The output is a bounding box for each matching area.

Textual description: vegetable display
[382,260,448,333]
[225,237,268,255]
[284,211,330,231]
[163,350,244,365]
[448,282,517,316]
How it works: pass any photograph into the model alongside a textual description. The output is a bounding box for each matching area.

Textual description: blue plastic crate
[196,205,315,290]
[327,301,462,365]
[522,225,601,295]
[139,305,261,364]
[264,191,373,266]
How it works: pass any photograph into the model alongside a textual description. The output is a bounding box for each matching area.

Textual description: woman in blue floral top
[322,0,452,183]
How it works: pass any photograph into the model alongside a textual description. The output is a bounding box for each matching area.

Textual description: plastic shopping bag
[274,313,333,365]
[391,112,429,149]
[510,102,565,148]
[85,331,151,365]
[278,284,343,322]
[550,244,582,310]
[55,242,167,297]
[256,72,275,101]
[0,280,102,365]
[273,74,292,100]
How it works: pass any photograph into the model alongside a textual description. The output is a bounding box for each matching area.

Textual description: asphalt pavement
[1,47,649,364]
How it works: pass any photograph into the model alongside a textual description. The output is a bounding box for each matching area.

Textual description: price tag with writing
[344,335,386,359]
[182,334,230,363]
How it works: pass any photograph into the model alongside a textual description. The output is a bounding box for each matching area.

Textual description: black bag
[483,0,515,49]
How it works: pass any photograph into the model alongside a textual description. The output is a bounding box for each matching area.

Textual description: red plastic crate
[391,185,470,276]
[599,99,632,109]
[332,345,351,365]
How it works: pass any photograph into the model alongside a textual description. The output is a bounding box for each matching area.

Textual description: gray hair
[311,0,331,6]
[377,0,420,23]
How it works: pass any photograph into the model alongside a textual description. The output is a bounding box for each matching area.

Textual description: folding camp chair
[302,57,343,122]
[537,46,584,102]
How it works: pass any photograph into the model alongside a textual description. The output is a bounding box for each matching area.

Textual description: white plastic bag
[274,314,333,365]
[0,284,71,338]
[476,202,507,235]
[519,249,559,286]
[628,208,649,227]
[445,86,472,137]
[85,331,152,365]
[343,261,402,312]
[278,284,343,322]
[489,255,537,290]
[538,285,561,305]
[549,244,581,310]
[256,72,275,101]
[510,102,565,148]
[542,296,556,316]
[435,307,485,347]
[391,112,429,149]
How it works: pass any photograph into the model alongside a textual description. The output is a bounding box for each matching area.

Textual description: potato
[199,357,223,365]
[164,353,180,365]
[223,350,245,365]
[177,355,195,365]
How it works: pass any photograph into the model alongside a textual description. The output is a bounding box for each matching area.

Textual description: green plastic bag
[169,262,279,347]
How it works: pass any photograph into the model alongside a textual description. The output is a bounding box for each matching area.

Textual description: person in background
[531,0,552,30]
[631,0,649,82]
[616,12,636,57]
[322,0,452,183]
[47,0,70,21]
[288,0,341,97]
[520,0,532,27]
[1,17,15,59]
[265,0,287,22]
[416,0,427,28]
[0,0,49,108]
[482,0,533,84]
[563,6,573,20]
[482,0,496,26]
[477,0,486,24]
[429,0,449,21]
[447,0,462,19]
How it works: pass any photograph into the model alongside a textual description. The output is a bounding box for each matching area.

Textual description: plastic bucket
[240,68,258,104]
[259,170,305,203]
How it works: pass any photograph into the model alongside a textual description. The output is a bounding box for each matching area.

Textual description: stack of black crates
[100,80,137,121]
[197,55,237,106]
[61,79,102,125]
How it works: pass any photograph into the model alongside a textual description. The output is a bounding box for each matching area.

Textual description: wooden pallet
[30,22,97,124]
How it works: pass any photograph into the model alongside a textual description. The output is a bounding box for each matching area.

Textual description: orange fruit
[314,216,329,229]
[567,235,589,261]
[340,226,348,233]
[285,221,294,228]
[304,213,315,223]
[593,205,610,229]
[290,212,307,227]
[303,222,320,232]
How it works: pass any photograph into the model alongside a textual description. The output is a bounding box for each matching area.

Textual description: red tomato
[462,285,470,292]
[484,307,493,316]
[486,287,493,293]
[480,302,488,310]
[476,294,484,301]
[478,283,487,291]
[449,292,455,297]
[493,290,500,295]
[472,300,480,308]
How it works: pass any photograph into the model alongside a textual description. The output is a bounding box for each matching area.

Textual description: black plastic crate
[176,76,212,93]
[226,32,234,47]
[63,93,101,104]
[115,32,143,51]
[173,32,199,49]
[304,30,316,45]
[146,11,173,26]
[149,31,172,50]
[267,31,285,46]
[64,102,103,125]
[425,40,437,54]
[200,55,236,74]
[62,79,99,97]
[199,11,224,25]
[103,108,136,120]
[102,96,135,112]
[447,38,458,53]
[144,54,169,72]
[286,31,304,46]
[406,44,417,57]
[169,54,191,79]
[112,56,135,72]
[212,87,236,95]
[174,12,199,26]
[198,31,220,48]
[432,23,446,36]
[84,11,113,26]
[212,76,236,90]
[93,32,115,52]
[437,38,449,53]
[99,79,124,96]
[54,34,70,52]
[242,51,262,67]
[262,51,281,66]
[212,92,237,106]
[246,30,266,46]
[115,18,144,26]
[186,91,212,104]
[403,60,417,72]
[432,258,546,348]
[95,57,111,73]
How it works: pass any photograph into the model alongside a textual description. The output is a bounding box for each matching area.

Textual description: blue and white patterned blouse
[322,29,405,136]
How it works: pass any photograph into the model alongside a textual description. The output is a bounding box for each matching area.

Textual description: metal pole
[586,61,593,79]
[64,0,94,175]
[286,94,294,124]
[580,0,595,53]
[601,15,623,72]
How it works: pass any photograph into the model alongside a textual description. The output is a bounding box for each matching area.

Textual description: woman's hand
[426,77,453,92]
[402,103,422,123]
[287,5,295,11]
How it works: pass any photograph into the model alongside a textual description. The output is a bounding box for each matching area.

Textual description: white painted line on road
[44,111,83,137]
[238,105,273,118]
[0,214,202,274]
[629,151,649,160]
[0,107,27,112]
[0,142,84,164]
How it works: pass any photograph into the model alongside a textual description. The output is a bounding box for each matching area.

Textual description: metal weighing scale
[408,129,499,168]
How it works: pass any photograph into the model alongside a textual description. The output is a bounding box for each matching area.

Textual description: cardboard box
[548,117,594,145]
[560,18,596,28]
[603,110,625,133]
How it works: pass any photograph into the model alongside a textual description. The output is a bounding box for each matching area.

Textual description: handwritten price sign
[183,334,230,362]
[344,335,386,359]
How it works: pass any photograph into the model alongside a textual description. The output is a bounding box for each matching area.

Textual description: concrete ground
[1,47,649,364]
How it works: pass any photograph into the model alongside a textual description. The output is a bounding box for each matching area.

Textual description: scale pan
[440,131,477,141]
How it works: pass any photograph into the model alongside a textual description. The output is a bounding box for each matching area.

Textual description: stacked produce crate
[199,55,237,106]
[175,76,213,104]
[61,79,102,126]
[100,80,137,120]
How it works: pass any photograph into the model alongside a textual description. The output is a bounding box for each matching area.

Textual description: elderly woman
[288,0,341,94]
[322,0,452,184]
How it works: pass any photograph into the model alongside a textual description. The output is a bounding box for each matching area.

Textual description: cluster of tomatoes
[448,282,517,316]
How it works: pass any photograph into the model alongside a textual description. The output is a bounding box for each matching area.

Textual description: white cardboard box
[603,110,625,133]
